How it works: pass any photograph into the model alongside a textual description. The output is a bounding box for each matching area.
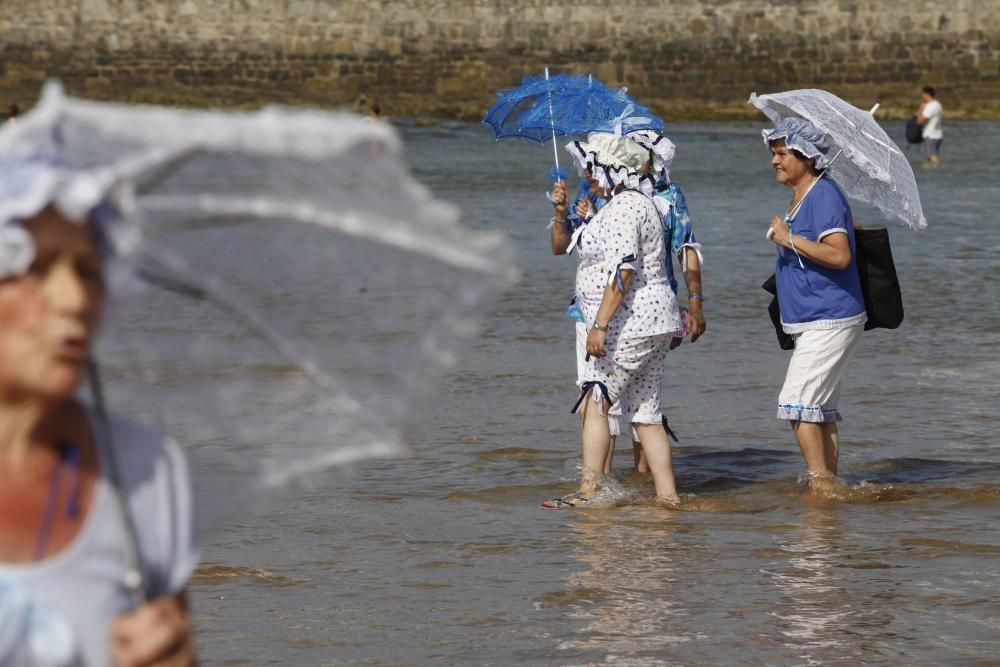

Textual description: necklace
[33,442,81,561]
[785,173,824,221]
[788,178,814,212]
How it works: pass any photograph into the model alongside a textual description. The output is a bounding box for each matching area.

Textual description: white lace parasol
[0,82,517,530]
[750,89,927,230]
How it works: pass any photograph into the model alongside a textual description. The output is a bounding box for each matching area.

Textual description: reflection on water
[189,120,1000,665]
[766,508,877,664]
[554,514,695,659]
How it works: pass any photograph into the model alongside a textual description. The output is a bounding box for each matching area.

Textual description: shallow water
[191,121,1000,665]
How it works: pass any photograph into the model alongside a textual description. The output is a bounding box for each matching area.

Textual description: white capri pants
[777,324,863,423]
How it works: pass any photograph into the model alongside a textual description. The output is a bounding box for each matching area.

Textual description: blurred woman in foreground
[0,152,197,666]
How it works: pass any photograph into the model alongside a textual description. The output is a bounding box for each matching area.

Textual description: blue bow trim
[662,415,680,443]
[571,381,611,414]
[612,253,637,292]
[549,165,568,183]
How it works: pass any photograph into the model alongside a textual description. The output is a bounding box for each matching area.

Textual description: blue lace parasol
[484,70,666,195]
[483,71,666,144]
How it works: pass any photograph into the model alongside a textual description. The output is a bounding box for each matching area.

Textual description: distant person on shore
[366,101,384,157]
[916,86,943,165]
[6,103,18,124]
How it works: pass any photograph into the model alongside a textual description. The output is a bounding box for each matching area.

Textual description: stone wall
[2,0,998,119]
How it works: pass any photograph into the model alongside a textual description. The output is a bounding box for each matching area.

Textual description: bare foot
[655,494,682,508]
[805,470,850,498]
[579,466,604,497]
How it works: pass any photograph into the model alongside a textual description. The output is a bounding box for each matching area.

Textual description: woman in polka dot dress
[540,134,685,509]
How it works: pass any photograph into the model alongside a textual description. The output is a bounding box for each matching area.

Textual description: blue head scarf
[762,117,833,170]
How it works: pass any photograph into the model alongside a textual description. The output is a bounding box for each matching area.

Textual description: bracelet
[593,321,609,332]
[688,293,704,301]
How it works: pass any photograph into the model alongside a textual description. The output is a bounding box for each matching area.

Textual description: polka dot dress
[574,190,683,341]
[573,190,684,419]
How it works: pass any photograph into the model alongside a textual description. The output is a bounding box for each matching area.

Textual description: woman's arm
[682,249,706,342]
[586,269,633,358]
[768,216,851,270]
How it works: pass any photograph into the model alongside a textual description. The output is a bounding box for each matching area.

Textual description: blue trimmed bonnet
[0,145,135,285]
[762,117,833,170]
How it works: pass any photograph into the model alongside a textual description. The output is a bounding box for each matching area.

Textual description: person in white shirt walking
[916,86,943,165]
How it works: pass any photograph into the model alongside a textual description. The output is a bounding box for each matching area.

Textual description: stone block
[0,0,999,119]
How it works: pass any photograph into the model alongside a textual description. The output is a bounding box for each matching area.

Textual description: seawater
[191,121,1000,665]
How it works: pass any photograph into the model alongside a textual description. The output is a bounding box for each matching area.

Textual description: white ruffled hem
[776,404,842,423]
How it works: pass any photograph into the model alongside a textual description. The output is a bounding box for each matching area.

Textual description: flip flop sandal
[538,491,590,510]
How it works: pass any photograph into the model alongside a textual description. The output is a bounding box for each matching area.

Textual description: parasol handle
[87,360,147,608]
[543,67,564,204]
[545,67,561,176]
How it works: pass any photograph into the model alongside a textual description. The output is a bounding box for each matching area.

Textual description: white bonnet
[565,133,655,195]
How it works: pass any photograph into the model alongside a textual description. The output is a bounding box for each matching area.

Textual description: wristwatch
[593,321,609,332]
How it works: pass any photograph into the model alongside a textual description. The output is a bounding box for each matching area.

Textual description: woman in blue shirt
[763,118,866,490]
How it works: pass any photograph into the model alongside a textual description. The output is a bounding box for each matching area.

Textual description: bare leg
[603,436,617,474]
[632,441,649,473]
[791,421,830,474]
[792,421,849,495]
[579,396,612,496]
[822,423,840,475]
[633,423,677,501]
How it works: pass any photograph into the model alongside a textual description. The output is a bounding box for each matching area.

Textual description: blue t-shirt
[775,177,866,332]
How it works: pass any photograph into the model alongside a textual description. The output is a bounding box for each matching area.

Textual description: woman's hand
[768,216,790,247]
[550,181,572,255]
[551,181,568,220]
[111,593,194,667]
[586,326,607,358]
[686,300,706,343]
[575,197,595,220]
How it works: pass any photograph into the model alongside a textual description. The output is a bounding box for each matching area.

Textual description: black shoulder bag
[762,227,904,349]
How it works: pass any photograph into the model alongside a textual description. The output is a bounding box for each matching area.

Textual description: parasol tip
[869,103,880,116]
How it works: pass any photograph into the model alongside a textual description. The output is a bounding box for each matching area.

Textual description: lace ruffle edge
[566,141,655,196]
[776,404,842,423]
